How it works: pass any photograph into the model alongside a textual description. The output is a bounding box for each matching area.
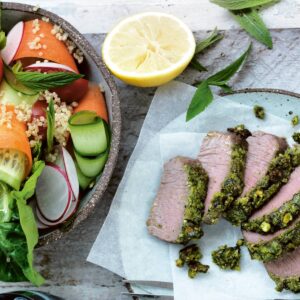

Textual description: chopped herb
[176,163,208,244]
[292,115,299,127]
[227,124,252,139]
[176,244,209,278]
[253,105,265,119]
[212,241,243,270]
[226,146,300,225]
[242,193,300,234]
[293,132,300,144]
[269,272,300,293]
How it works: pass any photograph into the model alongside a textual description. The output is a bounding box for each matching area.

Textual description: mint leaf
[186,81,213,121]
[190,58,208,72]
[232,9,272,48]
[195,28,224,54]
[210,0,278,10]
[15,71,83,91]
[207,43,252,84]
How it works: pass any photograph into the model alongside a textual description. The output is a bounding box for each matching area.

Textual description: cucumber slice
[75,161,94,190]
[0,79,39,106]
[4,65,37,96]
[69,111,109,156]
[74,149,108,178]
[0,149,27,190]
[0,182,13,223]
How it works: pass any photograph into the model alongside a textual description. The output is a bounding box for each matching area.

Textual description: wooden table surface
[2,1,300,299]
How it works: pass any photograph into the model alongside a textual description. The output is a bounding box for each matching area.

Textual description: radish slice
[62,148,80,201]
[25,62,76,73]
[36,165,71,222]
[29,199,50,230]
[1,21,24,65]
[36,193,78,227]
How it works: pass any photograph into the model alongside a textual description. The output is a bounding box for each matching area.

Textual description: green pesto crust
[269,273,300,293]
[242,193,300,234]
[226,147,300,225]
[204,142,247,224]
[247,218,300,262]
[176,163,208,244]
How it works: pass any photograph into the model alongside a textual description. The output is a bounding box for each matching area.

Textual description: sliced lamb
[242,132,287,196]
[265,246,300,293]
[198,132,247,224]
[147,156,208,244]
[242,166,300,234]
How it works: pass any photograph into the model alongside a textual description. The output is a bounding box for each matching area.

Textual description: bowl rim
[1,2,121,246]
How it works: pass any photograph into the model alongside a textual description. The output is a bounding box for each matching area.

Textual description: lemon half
[102,12,196,87]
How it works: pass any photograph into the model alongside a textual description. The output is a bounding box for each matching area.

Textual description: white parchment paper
[88,81,300,298]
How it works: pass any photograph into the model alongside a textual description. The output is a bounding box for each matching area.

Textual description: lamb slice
[242,132,287,196]
[265,247,300,293]
[243,212,300,262]
[226,146,297,226]
[147,156,208,244]
[198,132,247,224]
[242,166,300,234]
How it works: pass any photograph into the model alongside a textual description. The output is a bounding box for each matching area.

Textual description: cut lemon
[102,12,196,87]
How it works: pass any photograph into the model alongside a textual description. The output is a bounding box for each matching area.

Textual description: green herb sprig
[46,99,55,153]
[186,43,251,122]
[210,0,280,48]
[14,71,83,92]
[190,28,224,72]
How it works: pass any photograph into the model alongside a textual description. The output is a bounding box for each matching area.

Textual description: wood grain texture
[4,0,300,33]
[0,27,299,299]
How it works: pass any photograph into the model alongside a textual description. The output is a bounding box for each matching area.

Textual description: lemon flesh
[102,12,196,87]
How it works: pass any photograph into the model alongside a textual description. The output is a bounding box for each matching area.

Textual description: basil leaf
[207,43,252,84]
[210,0,277,10]
[195,28,224,54]
[15,71,83,91]
[47,99,55,153]
[232,9,272,48]
[186,81,213,121]
[190,58,208,72]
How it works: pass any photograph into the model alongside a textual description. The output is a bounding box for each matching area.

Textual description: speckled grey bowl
[1,2,121,245]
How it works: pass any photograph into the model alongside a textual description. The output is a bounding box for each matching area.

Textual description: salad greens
[46,99,55,153]
[0,161,45,286]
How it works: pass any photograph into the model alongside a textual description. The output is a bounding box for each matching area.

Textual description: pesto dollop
[176,244,209,278]
[247,217,300,262]
[205,141,247,224]
[242,193,300,234]
[226,147,300,225]
[176,163,208,244]
[211,240,244,271]
[253,105,265,119]
[292,115,299,127]
[269,273,300,293]
[228,124,252,139]
[293,132,300,144]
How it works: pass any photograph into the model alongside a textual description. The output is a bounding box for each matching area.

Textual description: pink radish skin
[36,164,72,222]
[1,21,24,65]
[25,62,76,73]
[62,147,80,201]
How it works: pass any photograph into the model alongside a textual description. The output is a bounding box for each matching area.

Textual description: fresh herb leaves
[186,44,251,122]
[210,0,277,10]
[46,99,55,153]
[191,28,224,72]
[14,71,83,92]
[195,28,224,55]
[210,0,280,48]
[232,9,273,49]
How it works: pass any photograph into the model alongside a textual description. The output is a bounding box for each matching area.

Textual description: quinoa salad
[0,16,110,285]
